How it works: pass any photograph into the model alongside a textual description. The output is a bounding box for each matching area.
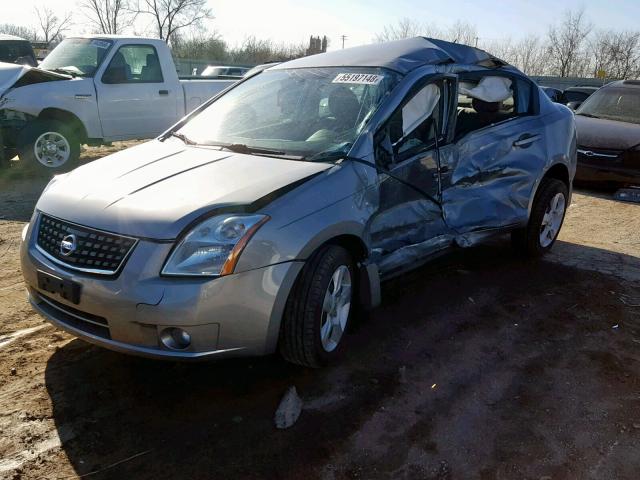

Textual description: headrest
[328,86,360,122]
[460,76,512,103]
[146,54,159,66]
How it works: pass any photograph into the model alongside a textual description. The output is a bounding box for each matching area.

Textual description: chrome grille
[36,214,137,275]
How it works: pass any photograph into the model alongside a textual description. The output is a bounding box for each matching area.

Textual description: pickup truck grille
[36,214,137,275]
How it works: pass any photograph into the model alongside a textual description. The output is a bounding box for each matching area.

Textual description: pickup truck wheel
[19,120,80,171]
[279,245,355,368]
[511,178,568,257]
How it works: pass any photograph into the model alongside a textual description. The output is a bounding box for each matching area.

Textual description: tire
[18,119,81,172]
[512,178,569,257]
[279,245,355,368]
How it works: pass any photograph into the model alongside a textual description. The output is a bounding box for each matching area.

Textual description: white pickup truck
[0,35,237,170]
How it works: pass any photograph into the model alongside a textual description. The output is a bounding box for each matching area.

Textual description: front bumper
[576,163,640,185]
[20,219,303,360]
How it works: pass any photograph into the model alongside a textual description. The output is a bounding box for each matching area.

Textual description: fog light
[160,327,191,350]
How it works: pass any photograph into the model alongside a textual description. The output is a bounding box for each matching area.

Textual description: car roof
[564,86,599,93]
[272,37,507,74]
[68,34,160,42]
[0,34,28,42]
[205,65,247,69]
[606,79,640,89]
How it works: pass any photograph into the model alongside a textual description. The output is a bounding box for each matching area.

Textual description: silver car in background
[20,38,576,367]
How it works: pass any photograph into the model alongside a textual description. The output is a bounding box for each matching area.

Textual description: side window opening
[377,80,446,166]
[454,75,532,140]
[103,45,163,84]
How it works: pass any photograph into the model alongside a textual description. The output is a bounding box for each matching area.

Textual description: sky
[2,0,640,50]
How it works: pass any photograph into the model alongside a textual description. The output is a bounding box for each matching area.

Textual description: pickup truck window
[40,38,113,78]
[103,45,164,84]
[177,67,402,159]
[0,40,37,66]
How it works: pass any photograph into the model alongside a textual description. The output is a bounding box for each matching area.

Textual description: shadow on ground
[44,241,640,479]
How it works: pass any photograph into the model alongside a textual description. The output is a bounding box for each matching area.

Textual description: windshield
[177,67,402,159]
[40,38,113,77]
[577,87,640,125]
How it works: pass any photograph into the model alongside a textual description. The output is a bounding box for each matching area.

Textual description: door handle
[513,134,541,148]
[159,89,169,95]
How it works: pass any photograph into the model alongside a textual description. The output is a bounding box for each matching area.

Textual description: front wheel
[512,178,569,257]
[18,119,80,171]
[279,245,355,368]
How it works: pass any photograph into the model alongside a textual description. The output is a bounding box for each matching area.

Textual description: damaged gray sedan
[20,38,576,367]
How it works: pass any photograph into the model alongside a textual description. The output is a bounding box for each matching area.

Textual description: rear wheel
[19,119,80,171]
[279,245,355,368]
[512,178,568,257]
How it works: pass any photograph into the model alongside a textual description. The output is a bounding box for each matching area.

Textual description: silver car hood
[37,140,332,239]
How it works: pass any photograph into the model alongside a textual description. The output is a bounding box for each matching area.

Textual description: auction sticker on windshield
[332,73,384,85]
[90,39,111,49]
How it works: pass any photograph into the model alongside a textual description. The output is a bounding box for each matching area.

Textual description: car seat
[328,86,362,130]
[141,54,162,82]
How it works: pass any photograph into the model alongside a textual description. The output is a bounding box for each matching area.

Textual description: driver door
[369,75,457,275]
[96,44,178,140]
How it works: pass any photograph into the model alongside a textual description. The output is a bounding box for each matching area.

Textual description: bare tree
[35,7,72,47]
[374,18,481,45]
[79,0,137,35]
[374,18,424,42]
[547,8,593,77]
[446,20,478,45]
[513,35,548,75]
[481,37,514,63]
[171,30,228,61]
[137,0,213,43]
[0,23,37,41]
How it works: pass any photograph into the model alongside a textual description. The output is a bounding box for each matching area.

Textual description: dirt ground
[0,147,639,480]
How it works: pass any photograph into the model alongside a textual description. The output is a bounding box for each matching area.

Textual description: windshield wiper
[207,143,304,160]
[305,151,345,163]
[166,131,197,145]
[220,143,286,155]
[304,143,354,163]
[47,67,79,78]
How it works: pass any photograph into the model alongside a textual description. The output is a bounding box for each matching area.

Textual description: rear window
[563,91,590,103]
[0,41,35,65]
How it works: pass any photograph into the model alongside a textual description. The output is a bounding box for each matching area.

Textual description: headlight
[162,214,269,277]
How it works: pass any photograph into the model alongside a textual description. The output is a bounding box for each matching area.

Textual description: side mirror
[566,101,582,111]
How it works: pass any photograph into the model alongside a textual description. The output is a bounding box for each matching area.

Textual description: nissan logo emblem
[60,234,77,256]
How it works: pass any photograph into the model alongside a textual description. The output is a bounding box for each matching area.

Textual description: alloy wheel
[539,192,566,247]
[320,265,352,352]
